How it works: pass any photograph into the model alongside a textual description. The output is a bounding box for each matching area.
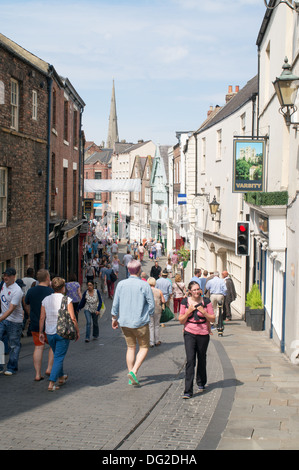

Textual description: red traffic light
[236,221,250,256]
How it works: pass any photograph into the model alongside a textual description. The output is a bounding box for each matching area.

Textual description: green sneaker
[128,371,140,386]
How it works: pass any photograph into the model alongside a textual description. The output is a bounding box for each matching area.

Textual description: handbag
[99,301,106,318]
[57,295,77,340]
[160,305,174,323]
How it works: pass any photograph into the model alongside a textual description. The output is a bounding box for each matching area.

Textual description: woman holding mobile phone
[179,281,215,399]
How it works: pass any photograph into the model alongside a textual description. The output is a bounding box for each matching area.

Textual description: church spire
[106,79,119,149]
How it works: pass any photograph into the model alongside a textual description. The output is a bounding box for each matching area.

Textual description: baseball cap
[3,267,16,276]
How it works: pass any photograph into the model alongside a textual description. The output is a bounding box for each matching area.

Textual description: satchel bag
[57,295,77,340]
[160,305,174,323]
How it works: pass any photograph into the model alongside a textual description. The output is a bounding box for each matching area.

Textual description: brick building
[49,75,85,280]
[0,33,49,277]
[0,33,86,281]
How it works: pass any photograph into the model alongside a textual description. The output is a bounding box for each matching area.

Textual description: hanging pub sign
[233,139,265,192]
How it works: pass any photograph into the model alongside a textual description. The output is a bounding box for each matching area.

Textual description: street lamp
[209,196,220,220]
[273,57,299,127]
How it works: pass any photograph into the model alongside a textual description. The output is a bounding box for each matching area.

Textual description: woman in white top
[39,277,79,391]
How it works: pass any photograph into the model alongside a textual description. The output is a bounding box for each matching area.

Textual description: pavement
[1,244,299,451]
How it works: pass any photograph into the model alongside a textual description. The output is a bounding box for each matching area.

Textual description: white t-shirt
[22,276,37,294]
[0,282,24,323]
[42,293,72,335]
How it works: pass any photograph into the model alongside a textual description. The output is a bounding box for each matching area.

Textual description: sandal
[48,385,60,392]
[58,375,68,385]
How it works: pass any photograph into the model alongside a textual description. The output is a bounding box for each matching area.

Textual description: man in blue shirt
[111,260,154,386]
[205,271,227,325]
[156,270,173,304]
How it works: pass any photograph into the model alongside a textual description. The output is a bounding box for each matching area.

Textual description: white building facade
[254,0,299,359]
[183,80,258,318]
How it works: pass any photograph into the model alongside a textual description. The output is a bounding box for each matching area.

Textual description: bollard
[0,340,4,365]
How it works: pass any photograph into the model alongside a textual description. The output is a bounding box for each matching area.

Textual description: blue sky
[1,0,267,146]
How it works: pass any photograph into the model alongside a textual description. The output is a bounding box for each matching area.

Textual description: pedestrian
[78,281,102,342]
[151,244,157,260]
[179,281,215,399]
[205,271,227,325]
[200,270,209,293]
[65,273,82,321]
[171,250,179,277]
[123,250,133,278]
[147,277,165,347]
[112,254,123,279]
[141,272,148,281]
[99,261,108,293]
[111,260,155,386]
[166,258,172,275]
[172,274,187,320]
[155,241,162,259]
[22,267,37,336]
[25,269,54,381]
[189,268,203,289]
[22,267,37,294]
[0,268,24,376]
[39,277,80,391]
[156,269,173,305]
[105,264,116,299]
[111,240,118,258]
[222,271,237,321]
[86,261,95,284]
[150,261,162,280]
[138,243,145,262]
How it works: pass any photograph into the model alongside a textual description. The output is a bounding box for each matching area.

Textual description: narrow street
[1,245,299,452]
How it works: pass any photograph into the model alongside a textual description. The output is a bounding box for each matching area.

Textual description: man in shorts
[0,268,24,375]
[25,269,54,381]
[111,260,155,386]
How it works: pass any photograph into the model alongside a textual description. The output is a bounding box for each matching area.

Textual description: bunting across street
[84,178,141,193]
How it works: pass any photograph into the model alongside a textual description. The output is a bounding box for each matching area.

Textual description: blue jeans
[0,320,23,373]
[47,334,70,382]
[84,310,99,340]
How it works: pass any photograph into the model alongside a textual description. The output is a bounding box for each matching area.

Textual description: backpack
[110,270,117,283]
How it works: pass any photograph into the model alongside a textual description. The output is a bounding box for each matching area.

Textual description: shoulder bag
[57,295,77,340]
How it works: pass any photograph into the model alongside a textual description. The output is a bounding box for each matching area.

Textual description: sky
[1,0,267,147]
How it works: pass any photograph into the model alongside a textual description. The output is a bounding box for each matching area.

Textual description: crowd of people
[0,225,237,399]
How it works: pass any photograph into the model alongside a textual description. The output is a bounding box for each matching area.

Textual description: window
[32,90,37,120]
[15,256,25,279]
[52,89,57,129]
[51,154,56,213]
[63,168,68,219]
[0,167,8,226]
[217,129,222,160]
[95,192,102,201]
[145,187,151,204]
[11,79,19,131]
[64,100,69,142]
[95,171,102,179]
[73,170,77,216]
[73,110,78,147]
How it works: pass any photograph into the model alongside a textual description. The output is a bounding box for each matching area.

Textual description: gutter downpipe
[281,249,287,353]
[257,46,261,138]
[78,109,84,217]
[45,66,54,270]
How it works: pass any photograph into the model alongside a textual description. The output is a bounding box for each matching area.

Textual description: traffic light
[236,222,250,256]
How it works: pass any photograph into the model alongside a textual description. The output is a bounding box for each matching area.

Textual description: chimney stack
[225,85,239,103]
[207,105,214,117]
